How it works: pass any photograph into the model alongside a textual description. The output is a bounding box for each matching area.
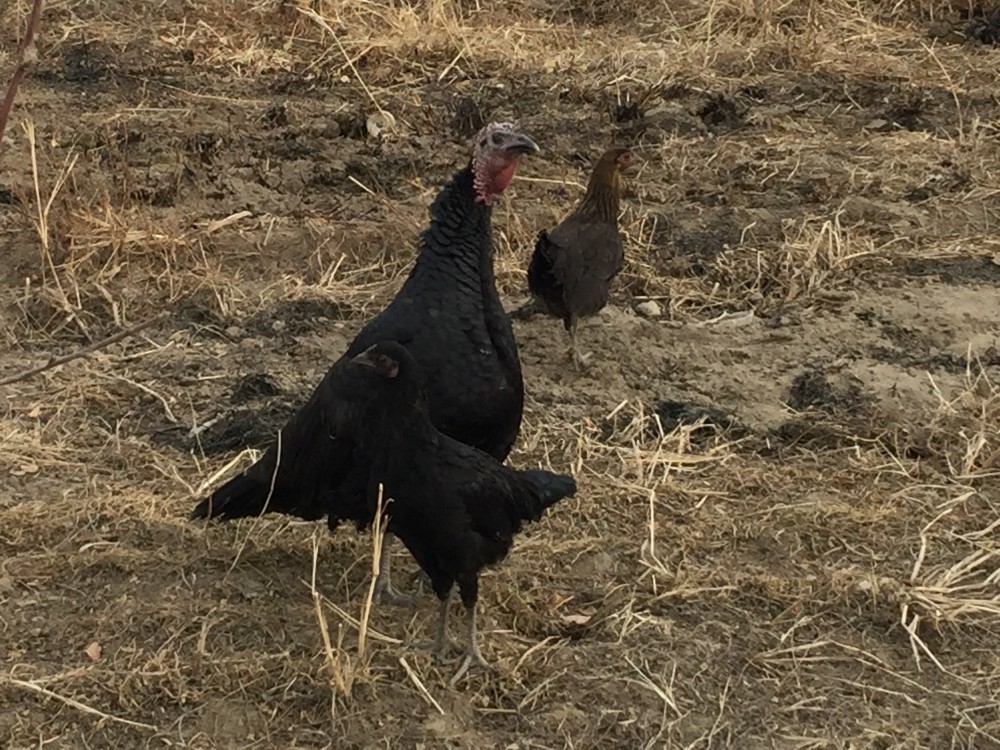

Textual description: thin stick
[0,0,44,157]
[0,311,170,386]
[398,656,445,715]
[3,676,157,731]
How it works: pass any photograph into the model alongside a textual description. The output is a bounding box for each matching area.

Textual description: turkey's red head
[471,122,539,206]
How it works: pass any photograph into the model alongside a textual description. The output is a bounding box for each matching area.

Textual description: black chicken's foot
[411,592,461,661]
[568,320,592,371]
[571,348,593,370]
[449,649,492,686]
[412,635,463,662]
[448,604,493,686]
[373,533,417,608]
[408,567,432,596]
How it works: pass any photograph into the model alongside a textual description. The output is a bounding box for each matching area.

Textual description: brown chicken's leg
[373,532,417,607]
[448,603,492,686]
[568,318,592,370]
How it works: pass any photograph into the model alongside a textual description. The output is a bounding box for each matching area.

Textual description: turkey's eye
[479,138,487,148]
[491,131,503,145]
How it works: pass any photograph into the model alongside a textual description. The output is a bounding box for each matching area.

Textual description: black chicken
[525,147,633,369]
[351,341,577,684]
[191,122,539,606]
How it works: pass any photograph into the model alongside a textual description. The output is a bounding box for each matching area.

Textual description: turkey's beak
[504,132,539,155]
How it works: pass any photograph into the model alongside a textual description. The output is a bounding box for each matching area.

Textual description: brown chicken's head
[588,147,634,198]
[602,147,634,172]
[470,121,539,206]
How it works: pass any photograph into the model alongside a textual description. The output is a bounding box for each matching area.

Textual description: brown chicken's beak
[503,132,539,156]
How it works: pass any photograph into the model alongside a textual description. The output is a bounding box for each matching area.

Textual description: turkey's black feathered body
[352,167,523,456]
[191,167,524,527]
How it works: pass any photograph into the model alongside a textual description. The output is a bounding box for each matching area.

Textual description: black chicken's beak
[504,133,539,155]
[351,345,378,367]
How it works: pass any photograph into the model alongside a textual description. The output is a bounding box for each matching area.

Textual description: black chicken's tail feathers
[190,469,271,521]
[517,469,577,519]
[189,443,329,523]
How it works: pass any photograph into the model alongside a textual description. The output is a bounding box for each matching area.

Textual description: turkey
[522,147,633,369]
[191,122,539,606]
[350,341,577,684]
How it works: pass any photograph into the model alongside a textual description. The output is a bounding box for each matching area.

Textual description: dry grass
[3,0,1000,747]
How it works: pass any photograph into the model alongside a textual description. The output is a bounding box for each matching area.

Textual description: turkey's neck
[574,167,620,224]
[411,166,494,283]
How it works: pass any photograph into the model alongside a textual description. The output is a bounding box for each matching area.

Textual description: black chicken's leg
[373,532,417,607]
[412,589,460,659]
[449,603,492,686]
[568,317,592,370]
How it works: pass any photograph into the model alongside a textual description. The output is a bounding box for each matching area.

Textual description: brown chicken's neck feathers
[572,160,623,224]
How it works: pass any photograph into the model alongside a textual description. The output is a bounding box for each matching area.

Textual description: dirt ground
[2,1,1000,748]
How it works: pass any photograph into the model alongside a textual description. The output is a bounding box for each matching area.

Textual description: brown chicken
[526,147,633,368]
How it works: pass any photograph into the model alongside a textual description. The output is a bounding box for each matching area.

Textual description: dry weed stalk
[591,401,736,594]
[309,483,385,714]
[24,120,83,333]
[925,363,1000,481]
[780,211,882,302]
[295,6,393,129]
[180,0,581,85]
[902,506,1000,674]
